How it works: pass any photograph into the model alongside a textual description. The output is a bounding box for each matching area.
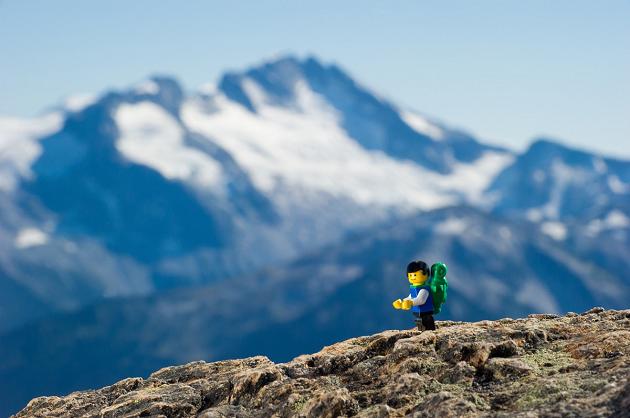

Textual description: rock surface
[14,308,630,417]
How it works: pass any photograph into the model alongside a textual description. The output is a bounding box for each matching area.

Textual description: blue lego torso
[410,285,433,313]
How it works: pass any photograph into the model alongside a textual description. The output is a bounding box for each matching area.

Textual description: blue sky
[1,0,629,157]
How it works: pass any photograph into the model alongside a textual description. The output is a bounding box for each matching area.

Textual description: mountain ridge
[12,308,630,418]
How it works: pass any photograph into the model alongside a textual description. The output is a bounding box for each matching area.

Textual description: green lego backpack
[429,262,448,314]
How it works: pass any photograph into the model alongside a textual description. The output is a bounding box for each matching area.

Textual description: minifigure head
[407,260,430,285]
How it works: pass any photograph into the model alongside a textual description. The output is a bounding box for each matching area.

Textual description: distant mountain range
[0,55,628,416]
[0,56,515,333]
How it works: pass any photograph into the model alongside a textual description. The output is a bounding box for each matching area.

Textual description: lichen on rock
[14,309,630,417]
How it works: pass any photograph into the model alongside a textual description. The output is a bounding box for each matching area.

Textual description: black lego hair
[407,260,430,275]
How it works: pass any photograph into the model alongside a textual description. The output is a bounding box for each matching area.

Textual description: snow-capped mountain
[487,138,630,279]
[489,138,630,224]
[0,56,514,333]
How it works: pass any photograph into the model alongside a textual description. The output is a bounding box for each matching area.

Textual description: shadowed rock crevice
[14,308,630,417]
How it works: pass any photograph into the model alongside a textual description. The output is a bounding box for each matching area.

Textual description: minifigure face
[408,270,428,285]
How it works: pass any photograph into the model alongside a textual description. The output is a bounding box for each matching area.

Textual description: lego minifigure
[393,260,448,331]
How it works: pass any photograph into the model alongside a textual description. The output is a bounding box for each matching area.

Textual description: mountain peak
[522,137,616,168]
[245,54,343,80]
[216,54,350,112]
[127,75,184,114]
[240,54,328,76]
[250,54,304,73]
[14,308,630,417]
[527,137,571,154]
[211,54,484,172]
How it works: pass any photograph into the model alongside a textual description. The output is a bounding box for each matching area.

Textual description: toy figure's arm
[393,294,413,310]
[410,289,429,306]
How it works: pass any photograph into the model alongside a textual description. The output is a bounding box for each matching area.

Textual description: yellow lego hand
[392,299,403,309]
[402,299,413,310]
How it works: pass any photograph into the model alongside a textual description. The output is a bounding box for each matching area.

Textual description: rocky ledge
[15,308,630,417]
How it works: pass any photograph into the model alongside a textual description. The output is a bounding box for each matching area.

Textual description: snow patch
[592,157,607,174]
[183,78,513,211]
[608,175,628,194]
[198,82,217,96]
[64,94,96,112]
[115,101,224,190]
[135,80,160,95]
[541,221,567,241]
[0,112,63,191]
[526,208,544,222]
[241,78,272,108]
[587,210,630,235]
[15,228,49,249]
[182,80,465,209]
[540,159,590,219]
[445,151,515,206]
[436,218,468,235]
[605,210,630,228]
[400,110,445,141]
